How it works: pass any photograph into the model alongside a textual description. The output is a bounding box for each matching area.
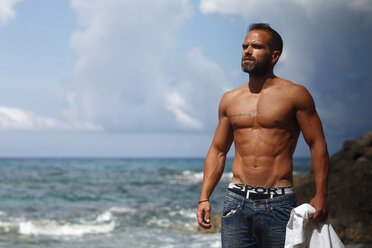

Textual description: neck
[248,71,275,93]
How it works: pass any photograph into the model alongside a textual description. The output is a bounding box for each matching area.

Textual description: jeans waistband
[228,183,295,200]
[225,189,296,207]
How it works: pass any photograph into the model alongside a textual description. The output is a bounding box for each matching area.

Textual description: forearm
[310,140,329,198]
[199,148,226,201]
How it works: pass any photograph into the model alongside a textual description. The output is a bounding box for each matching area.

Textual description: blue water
[0,158,311,248]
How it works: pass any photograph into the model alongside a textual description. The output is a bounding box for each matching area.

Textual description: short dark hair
[248,23,283,53]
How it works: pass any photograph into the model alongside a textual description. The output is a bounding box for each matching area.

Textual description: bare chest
[226,93,295,129]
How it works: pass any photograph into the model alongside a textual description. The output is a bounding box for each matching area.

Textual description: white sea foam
[147,217,172,228]
[210,240,222,248]
[0,211,6,216]
[170,170,232,184]
[0,211,116,237]
[0,221,18,233]
[179,170,204,183]
[96,211,113,222]
[18,220,115,236]
[148,208,198,232]
[169,209,196,219]
[108,206,136,214]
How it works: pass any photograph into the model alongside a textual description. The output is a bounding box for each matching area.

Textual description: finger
[199,220,211,229]
[205,210,211,224]
[198,217,211,229]
[197,211,212,229]
[197,212,210,228]
[197,211,204,225]
[200,223,211,229]
[312,210,327,222]
[312,210,319,220]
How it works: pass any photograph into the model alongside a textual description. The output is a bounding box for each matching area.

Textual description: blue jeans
[221,190,296,248]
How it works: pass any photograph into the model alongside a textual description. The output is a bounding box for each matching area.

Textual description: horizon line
[0,156,311,160]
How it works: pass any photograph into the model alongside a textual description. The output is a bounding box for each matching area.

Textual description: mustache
[242,56,255,61]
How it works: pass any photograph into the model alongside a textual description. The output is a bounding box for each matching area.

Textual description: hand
[309,195,328,222]
[197,201,212,229]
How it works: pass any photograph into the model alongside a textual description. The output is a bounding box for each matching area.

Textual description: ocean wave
[0,210,116,237]
[169,170,232,184]
[19,220,115,236]
[147,217,172,228]
[169,208,195,219]
[0,205,146,237]
[108,206,137,214]
[145,208,198,232]
[0,221,17,233]
[95,211,113,222]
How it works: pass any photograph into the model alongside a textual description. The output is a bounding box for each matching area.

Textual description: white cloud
[168,47,232,130]
[0,0,22,27]
[165,91,203,130]
[0,106,102,131]
[66,0,232,132]
[65,0,193,132]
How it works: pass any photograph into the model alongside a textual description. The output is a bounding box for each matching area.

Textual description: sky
[0,0,371,158]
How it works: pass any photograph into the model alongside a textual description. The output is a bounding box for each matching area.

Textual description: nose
[244,45,253,55]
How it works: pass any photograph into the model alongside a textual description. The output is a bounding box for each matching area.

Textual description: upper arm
[209,92,234,154]
[294,86,326,148]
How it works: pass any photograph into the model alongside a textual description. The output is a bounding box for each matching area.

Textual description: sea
[0,158,311,248]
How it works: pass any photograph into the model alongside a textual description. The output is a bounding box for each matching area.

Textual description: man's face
[241,30,273,76]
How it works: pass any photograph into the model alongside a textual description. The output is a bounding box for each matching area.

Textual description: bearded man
[197,23,329,248]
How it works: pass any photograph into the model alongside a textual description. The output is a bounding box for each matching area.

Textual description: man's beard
[241,53,271,76]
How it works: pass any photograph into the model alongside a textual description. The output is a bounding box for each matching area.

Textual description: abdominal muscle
[230,127,297,187]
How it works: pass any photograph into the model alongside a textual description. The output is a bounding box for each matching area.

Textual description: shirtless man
[196,23,329,247]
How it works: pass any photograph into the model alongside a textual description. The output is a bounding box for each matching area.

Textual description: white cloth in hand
[285,203,344,248]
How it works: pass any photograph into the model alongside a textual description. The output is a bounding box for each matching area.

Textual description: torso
[226,78,301,187]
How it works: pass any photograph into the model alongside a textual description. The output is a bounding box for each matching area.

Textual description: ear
[271,50,281,64]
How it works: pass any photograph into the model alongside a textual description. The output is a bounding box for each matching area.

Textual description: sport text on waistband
[228,183,295,199]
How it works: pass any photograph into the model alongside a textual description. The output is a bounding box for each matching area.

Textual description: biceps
[210,119,233,154]
[297,110,325,146]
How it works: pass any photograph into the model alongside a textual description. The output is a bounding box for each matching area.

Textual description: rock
[350,132,372,160]
[295,132,372,245]
[363,147,372,160]
[342,140,354,151]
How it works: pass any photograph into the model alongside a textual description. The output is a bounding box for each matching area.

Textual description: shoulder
[282,80,315,112]
[274,78,305,92]
[219,86,243,115]
[292,85,314,110]
[273,78,314,107]
[220,86,242,105]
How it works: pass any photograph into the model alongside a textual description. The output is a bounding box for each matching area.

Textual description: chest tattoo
[227,113,253,119]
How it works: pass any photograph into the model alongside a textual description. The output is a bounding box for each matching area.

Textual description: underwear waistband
[228,183,295,200]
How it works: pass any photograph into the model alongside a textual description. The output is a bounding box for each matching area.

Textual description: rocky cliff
[295,131,372,245]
